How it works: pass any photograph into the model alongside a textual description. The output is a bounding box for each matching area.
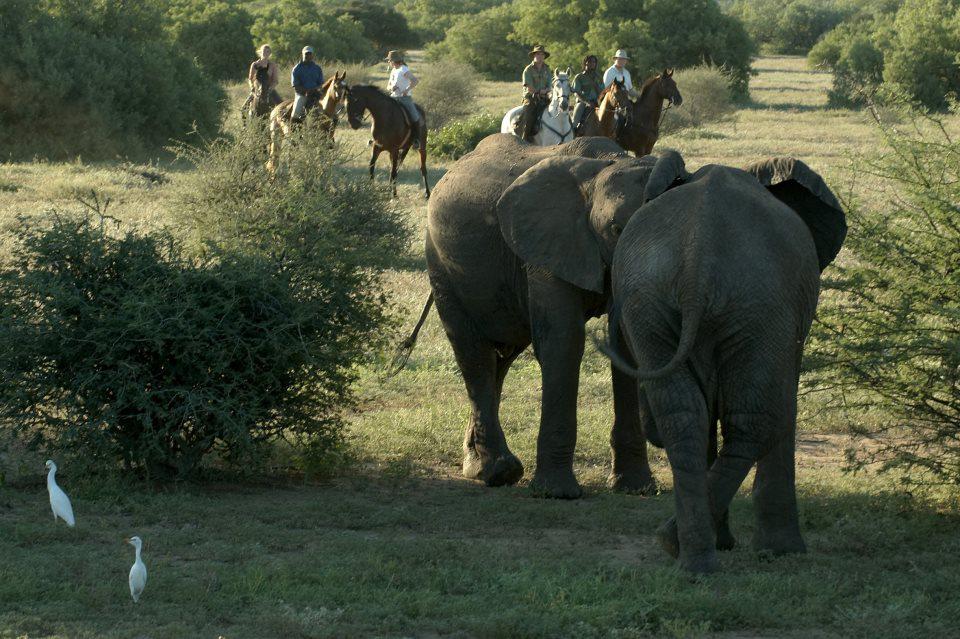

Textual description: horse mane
[637,74,662,101]
[320,76,335,92]
[350,84,392,99]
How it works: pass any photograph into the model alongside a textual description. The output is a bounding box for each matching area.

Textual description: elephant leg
[527,276,585,499]
[709,420,736,551]
[608,326,656,493]
[752,408,805,555]
[645,373,717,573]
[462,349,525,486]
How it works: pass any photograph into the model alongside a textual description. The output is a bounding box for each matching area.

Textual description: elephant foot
[679,549,719,575]
[657,516,736,557]
[608,466,658,495]
[529,466,582,499]
[462,450,524,487]
[752,527,806,557]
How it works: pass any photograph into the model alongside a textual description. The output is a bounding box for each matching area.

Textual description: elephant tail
[386,292,434,377]
[595,299,702,380]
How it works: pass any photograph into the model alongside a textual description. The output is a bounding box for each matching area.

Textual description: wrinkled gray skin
[601,151,847,573]
[426,133,663,499]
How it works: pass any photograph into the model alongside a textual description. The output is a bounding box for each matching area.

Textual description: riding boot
[410,120,422,149]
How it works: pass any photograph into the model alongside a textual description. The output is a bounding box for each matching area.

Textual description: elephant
[599,151,847,573]
[419,132,666,499]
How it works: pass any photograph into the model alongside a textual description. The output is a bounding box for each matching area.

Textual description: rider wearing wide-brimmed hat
[571,54,602,135]
[516,44,552,141]
[603,49,634,94]
[385,50,425,149]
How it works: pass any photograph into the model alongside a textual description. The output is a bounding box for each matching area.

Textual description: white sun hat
[613,49,630,60]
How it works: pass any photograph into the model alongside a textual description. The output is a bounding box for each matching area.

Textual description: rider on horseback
[603,49,634,139]
[242,44,282,113]
[517,45,551,142]
[386,50,425,150]
[571,54,602,136]
[291,46,324,122]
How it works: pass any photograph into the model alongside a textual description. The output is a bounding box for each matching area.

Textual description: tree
[395,0,505,44]
[165,0,256,82]
[882,0,960,110]
[339,0,417,51]
[806,109,960,487]
[251,0,374,65]
[426,3,528,81]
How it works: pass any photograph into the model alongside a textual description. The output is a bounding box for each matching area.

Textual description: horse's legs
[369,144,383,182]
[418,139,430,199]
[389,148,400,198]
[266,121,280,175]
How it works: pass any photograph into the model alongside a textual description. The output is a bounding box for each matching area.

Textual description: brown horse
[266,71,348,173]
[575,79,630,139]
[617,69,682,156]
[345,84,430,199]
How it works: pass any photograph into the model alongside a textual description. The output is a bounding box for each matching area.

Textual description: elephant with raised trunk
[419,133,664,499]
[600,151,846,572]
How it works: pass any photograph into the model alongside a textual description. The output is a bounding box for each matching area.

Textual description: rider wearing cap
[386,50,425,149]
[571,54,602,135]
[517,44,552,141]
[291,46,324,121]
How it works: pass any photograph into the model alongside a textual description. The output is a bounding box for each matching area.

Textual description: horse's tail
[386,292,434,377]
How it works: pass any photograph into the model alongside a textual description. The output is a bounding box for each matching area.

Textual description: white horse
[502,68,574,146]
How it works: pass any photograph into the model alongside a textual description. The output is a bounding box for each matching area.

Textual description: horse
[266,71,348,173]
[344,84,430,199]
[617,69,682,156]
[574,78,630,139]
[501,68,574,146]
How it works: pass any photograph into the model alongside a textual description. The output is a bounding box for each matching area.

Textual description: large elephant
[600,151,846,572]
[422,133,663,499]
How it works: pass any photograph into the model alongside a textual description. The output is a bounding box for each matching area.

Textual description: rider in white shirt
[603,49,634,94]
[386,50,424,148]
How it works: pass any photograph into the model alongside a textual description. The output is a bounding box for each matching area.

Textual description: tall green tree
[251,0,374,65]
[426,3,527,81]
[883,0,960,110]
[165,0,255,81]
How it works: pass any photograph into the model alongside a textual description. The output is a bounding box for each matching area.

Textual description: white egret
[44,460,75,527]
[126,536,147,603]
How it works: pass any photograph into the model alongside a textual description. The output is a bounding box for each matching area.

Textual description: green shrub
[427,3,528,81]
[335,0,418,52]
[0,0,224,160]
[882,0,960,111]
[431,113,501,159]
[729,0,850,55]
[805,108,960,487]
[415,62,481,130]
[251,0,374,66]
[396,0,506,44]
[164,0,255,82]
[660,65,736,135]
[0,213,347,480]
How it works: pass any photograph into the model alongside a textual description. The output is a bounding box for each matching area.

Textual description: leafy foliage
[250,0,374,65]
[806,109,960,487]
[426,3,527,81]
[729,0,851,54]
[0,0,224,160]
[337,0,417,52]
[395,0,506,44]
[430,113,501,159]
[164,0,255,82]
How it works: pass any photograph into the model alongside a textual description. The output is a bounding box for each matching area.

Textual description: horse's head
[657,68,682,107]
[608,78,630,109]
[344,85,367,129]
[552,67,572,112]
[327,70,348,104]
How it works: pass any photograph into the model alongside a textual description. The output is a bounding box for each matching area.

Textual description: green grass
[1,56,959,638]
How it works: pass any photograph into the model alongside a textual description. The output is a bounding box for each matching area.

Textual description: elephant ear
[746,157,847,271]
[643,150,690,203]
[497,156,616,293]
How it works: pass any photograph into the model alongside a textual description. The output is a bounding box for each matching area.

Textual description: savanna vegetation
[1,0,960,635]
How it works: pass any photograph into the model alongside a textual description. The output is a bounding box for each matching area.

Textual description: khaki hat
[385,50,405,63]
[302,46,314,55]
[529,44,550,59]
[613,49,629,60]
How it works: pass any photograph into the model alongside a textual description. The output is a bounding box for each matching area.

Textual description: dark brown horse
[266,71,348,173]
[344,84,430,199]
[618,69,682,156]
[575,79,630,139]
[246,65,277,120]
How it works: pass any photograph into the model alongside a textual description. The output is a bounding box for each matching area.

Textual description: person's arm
[316,66,324,91]
[602,67,613,88]
[248,62,256,89]
[522,66,533,96]
[624,70,633,92]
[404,69,418,93]
[571,75,584,98]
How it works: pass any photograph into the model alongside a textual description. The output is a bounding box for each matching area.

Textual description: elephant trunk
[387,292,434,376]
[596,300,703,381]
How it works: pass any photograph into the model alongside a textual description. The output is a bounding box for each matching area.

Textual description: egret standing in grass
[44,460,75,527]
[126,536,147,603]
